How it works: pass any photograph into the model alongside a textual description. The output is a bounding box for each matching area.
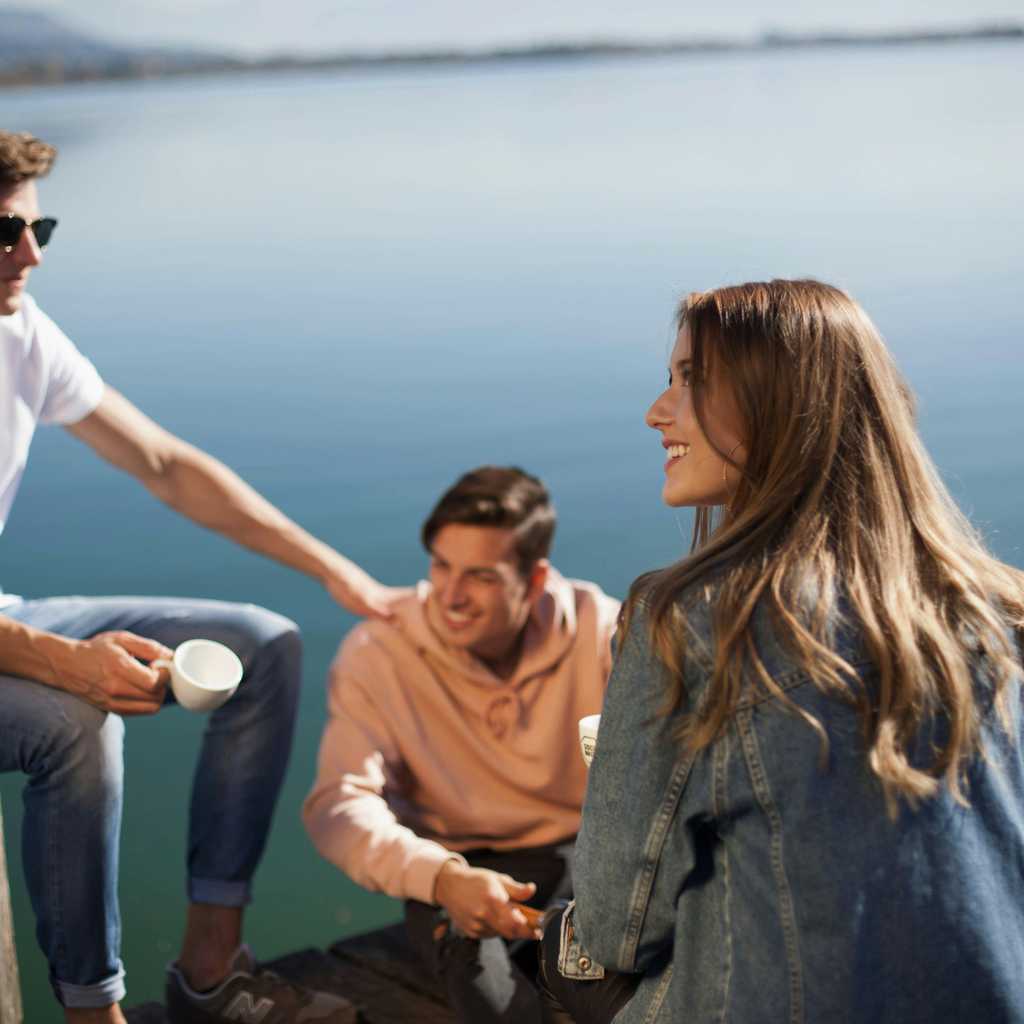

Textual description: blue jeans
[0,595,302,1009]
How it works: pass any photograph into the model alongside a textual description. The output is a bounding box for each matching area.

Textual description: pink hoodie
[303,568,619,904]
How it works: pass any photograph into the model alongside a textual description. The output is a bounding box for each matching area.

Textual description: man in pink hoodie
[304,466,619,1022]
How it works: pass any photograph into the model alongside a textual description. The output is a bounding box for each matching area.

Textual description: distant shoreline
[1,22,1021,91]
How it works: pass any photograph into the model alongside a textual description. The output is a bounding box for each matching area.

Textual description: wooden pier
[0,803,23,1024]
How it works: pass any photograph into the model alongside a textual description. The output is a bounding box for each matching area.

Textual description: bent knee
[229,607,302,709]
[235,605,302,656]
[252,610,302,687]
[22,692,124,795]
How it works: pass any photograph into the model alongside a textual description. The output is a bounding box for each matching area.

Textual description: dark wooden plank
[0,800,23,1024]
[329,924,445,1001]
[327,925,454,1023]
[124,1004,167,1024]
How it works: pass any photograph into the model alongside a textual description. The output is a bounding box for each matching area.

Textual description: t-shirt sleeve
[32,302,105,425]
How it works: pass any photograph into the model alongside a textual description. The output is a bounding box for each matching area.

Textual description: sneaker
[166,945,359,1023]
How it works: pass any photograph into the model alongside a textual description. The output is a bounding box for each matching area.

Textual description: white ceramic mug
[153,639,243,712]
[578,714,601,767]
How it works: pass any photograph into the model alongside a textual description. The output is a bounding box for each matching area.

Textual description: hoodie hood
[386,567,584,739]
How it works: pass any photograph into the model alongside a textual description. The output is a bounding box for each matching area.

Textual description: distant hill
[0,7,234,83]
[0,8,131,66]
[1,8,1021,89]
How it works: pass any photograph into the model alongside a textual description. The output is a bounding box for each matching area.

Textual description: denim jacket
[566,593,1024,1023]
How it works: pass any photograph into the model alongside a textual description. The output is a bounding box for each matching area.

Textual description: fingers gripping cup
[578,714,601,767]
[153,639,244,712]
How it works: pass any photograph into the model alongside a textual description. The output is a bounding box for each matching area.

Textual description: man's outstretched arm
[66,386,406,618]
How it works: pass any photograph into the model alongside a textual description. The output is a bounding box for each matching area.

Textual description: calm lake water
[2,40,1022,1016]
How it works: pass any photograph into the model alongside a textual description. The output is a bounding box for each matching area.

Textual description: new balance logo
[224,991,275,1022]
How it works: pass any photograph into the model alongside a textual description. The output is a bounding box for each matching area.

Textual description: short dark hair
[0,131,57,189]
[421,466,556,577]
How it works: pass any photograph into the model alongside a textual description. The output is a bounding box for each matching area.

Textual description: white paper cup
[578,714,601,767]
[153,639,243,712]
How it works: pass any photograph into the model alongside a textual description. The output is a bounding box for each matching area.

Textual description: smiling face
[0,180,45,316]
[427,522,547,670]
[646,325,746,508]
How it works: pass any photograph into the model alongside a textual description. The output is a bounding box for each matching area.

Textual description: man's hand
[433,859,542,941]
[55,631,172,715]
[322,555,413,620]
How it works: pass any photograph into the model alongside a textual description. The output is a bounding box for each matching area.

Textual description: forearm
[0,615,81,688]
[147,442,347,584]
[67,389,400,618]
[303,783,459,903]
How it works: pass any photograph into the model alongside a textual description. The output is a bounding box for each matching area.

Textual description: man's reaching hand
[433,859,543,941]
[322,553,412,620]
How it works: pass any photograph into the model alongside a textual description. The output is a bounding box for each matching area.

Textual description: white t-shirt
[0,294,105,601]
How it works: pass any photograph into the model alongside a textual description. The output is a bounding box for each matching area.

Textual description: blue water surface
[1,40,1022,1016]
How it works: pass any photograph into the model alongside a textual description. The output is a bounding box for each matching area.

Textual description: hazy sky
[10,0,1023,55]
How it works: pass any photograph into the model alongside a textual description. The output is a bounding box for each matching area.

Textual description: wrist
[283,532,335,586]
[315,546,359,587]
[432,855,467,906]
[37,632,83,686]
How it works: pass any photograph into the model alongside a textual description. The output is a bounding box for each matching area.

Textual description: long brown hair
[626,279,1024,812]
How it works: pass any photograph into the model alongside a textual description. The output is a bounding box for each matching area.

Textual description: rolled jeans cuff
[56,962,126,1008]
[188,876,252,907]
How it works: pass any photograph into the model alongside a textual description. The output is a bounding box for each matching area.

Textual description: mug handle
[151,657,172,674]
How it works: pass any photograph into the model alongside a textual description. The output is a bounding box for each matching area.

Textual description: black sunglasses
[1,213,59,254]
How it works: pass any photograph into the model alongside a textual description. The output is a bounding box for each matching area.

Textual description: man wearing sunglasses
[0,131,393,1023]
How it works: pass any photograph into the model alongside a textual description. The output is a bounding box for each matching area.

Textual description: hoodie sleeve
[302,625,466,904]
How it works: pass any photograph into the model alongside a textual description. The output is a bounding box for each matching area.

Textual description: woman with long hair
[538,279,1024,1023]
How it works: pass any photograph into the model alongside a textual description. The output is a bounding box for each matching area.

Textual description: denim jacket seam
[619,749,699,967]
[617,620,714,969]
[735,668,808,708]
[713,731,733,1024]
[736,659,876,710]
[737,707,805,1024]
[644,962,675,1023]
